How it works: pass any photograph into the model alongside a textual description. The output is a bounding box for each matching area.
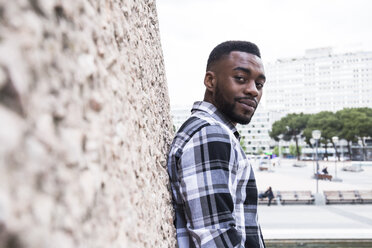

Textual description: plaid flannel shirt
[167,101,265,248]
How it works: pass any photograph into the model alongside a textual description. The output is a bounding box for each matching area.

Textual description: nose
[243,80,259,97]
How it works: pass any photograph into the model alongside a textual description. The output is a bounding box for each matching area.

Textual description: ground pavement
[253,159,372,240]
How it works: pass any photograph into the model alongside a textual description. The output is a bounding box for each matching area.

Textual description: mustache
[234,96,258,108]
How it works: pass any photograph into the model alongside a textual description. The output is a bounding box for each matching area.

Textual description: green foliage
[270,113,310,141]
[272,107,372,161]
[273,146,279,156]
[303,111,342,146]
[335,108,372,160]
[336,108,372,143]
[269,113,310,160]
[289,144,301,156]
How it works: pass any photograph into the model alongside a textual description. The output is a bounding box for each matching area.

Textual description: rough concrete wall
[0,0,175,247]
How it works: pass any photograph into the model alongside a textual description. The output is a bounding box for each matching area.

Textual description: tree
[303,111,342,161]
[336,108,358,157]
[353,108,372,160]
[336,108,372,160]
[270,113,310,160]
[289,144,301,157]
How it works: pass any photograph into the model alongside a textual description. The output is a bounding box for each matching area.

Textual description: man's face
[208,51,266,125]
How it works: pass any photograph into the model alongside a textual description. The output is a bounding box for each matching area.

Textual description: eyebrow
[233,67,251,74]
[233,67,266,82]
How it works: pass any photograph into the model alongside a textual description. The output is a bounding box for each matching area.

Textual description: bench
[276,191,314,205]
[277,191,298,205]
[278,191,297,204]
[324,190,359,204]
[325,190,372,204]
[296,191,315,204]
[340,190,359,203]
[324,190,342,204]
[315,173,333,181]
[358,190,372,203]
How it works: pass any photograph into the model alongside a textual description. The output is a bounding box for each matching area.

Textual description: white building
[237,106,279,154]
[264,47,372,156]
[265,47,372,114]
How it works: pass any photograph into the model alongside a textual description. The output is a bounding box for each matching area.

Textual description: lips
[236,98,257,110]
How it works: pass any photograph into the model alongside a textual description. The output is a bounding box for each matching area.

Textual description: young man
[167,41,266,247]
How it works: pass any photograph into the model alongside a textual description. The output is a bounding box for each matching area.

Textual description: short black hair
[206,40,261,71]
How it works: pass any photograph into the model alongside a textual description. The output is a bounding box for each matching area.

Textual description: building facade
[264,47,372,157]
[265,47,372,114]
[237,107,273,154]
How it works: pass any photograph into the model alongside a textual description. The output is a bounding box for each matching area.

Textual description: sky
[156,0,372,108]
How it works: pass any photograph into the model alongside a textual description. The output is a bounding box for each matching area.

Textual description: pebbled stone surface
[0,0,175,247]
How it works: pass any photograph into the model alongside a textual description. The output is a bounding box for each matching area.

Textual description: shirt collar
[191,101,240,140]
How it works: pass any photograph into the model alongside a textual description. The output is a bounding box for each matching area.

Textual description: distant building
[264,48,372,158]
[237,106,281,154]
[265,47,372,114]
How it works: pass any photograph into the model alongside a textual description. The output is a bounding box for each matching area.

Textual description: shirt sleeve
[177,125,242,247]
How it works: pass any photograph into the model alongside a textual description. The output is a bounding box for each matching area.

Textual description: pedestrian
[167,41,266,247]
[259,187,275,206]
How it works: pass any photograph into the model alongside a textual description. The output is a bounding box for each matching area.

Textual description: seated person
[259,186,275,206]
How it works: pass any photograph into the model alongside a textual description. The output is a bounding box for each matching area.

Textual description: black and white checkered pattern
[167,101,265,248]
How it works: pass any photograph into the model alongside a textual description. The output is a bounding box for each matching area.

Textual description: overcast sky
[156,0,372,108]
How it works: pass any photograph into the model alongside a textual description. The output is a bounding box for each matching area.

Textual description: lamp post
[312,130,321,194]
[310,138,316,174]
[332,136,342,182]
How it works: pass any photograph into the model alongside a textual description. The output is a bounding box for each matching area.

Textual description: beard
[214,85,256,125]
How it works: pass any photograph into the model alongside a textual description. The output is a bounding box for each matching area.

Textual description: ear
[204,71,216,92]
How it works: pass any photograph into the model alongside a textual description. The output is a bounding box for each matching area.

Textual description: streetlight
[312,130,321,194]
[332,136,342,182]
[310,138,316,174]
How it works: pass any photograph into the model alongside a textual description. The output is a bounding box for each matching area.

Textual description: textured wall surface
[0,0,175,247]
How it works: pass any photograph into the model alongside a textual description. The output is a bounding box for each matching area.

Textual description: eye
[234,76,246,83]
[256,82,264,89]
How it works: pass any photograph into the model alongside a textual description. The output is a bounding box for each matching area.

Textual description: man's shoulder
[177,113,231,138]
[171,114,232,149]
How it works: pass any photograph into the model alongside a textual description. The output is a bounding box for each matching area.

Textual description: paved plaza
[259,204,372,239]
[253,159,372,240]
